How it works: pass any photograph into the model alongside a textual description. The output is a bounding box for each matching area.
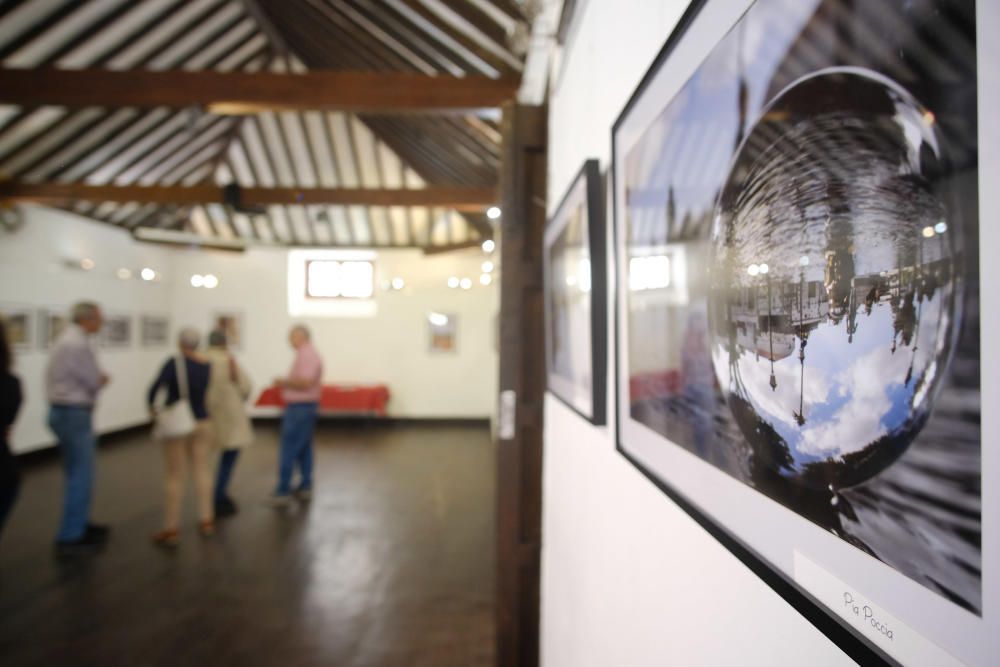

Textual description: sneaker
[214,497,238,518]
[267,494,292,508]
[151,529,180,549]
[293,488,313,502]
[55,531,106,556]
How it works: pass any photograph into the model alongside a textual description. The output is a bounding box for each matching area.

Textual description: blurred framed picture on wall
[612,0,987,665]
[0,305,33,351]
[212,312,243,350]
[544,159,607,425]
[100,314,132,348]
[428,312,457,353]
[141,315,170,347]
[38,308,68,349]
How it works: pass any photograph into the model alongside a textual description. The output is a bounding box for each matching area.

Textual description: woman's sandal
[198,520,216,537]
[151,529,180,548]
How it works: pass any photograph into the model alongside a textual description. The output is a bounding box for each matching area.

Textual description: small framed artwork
[428,312,457,353]
[543,159,607,424]
[38,308,68,349]
[212,312,243,349]
[0,305,33,351]
[612,0,985,665]
[141,315,170,347]
[100,314,132,348]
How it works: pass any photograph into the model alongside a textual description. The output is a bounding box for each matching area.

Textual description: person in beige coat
[205,329,253,517]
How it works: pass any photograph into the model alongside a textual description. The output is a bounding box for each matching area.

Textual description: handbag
[153,355,196,440]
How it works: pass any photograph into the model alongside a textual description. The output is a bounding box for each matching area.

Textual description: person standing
[0,319,23,540]
[205,329,253,518]
[46,302,110,553]
[270,325,322,507]
[148,328,214,548]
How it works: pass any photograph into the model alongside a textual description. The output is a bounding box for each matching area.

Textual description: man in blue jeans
[270,325,323,507]
[46,302,110,554]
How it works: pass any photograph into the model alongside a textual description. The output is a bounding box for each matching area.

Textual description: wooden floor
[0,421,496,667]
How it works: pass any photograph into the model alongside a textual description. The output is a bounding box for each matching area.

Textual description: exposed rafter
[0,182,498,211]
[0,67,519,113]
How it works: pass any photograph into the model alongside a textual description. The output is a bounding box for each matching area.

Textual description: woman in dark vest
[0,318,24,539]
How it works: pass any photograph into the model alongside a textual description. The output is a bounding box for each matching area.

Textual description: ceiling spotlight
[934,221,947,234]
[141,268,156,281]
[117,268,132,280]
[482,239,495,253]
[460,278,472,290]
[191,274,205,288]
[447,276,460,289]
[747,264,760,277]
[480,274,492,286]
[203,274,219,289]
[481,260,494,273]
[486,206,501,220]
[80,258,95,270]
[921,226,935,238]
[391,277,405,290]
[758,263,769,275]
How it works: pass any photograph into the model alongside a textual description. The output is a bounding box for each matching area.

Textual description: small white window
[306,260,374,299]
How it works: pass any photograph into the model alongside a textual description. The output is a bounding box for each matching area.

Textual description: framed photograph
[212,312,243,350]
[428,312,457,353]
[38,308,68,349]
[141,315,170,347]
[0,305,32,351]
[613,1,986,665]
[544,159,607,424]
[100,314,132,348]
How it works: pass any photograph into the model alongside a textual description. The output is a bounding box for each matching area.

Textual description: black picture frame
[611,1,985,666]
[544,159,607,425]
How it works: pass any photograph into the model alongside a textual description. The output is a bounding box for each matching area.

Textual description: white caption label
[793,552,964,667]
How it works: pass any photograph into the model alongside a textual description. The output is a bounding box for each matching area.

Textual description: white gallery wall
[541,1,852,665]
[0,206,176,453]
[168,245,498,421]
[1,205,498,453]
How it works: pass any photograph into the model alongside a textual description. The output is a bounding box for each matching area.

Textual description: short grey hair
[208,329,227,347]
[178,327,201,350]
[71,302,101,324]
[290,324,310,340]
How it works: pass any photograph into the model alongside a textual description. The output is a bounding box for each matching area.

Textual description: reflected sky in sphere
[709,68,961,490]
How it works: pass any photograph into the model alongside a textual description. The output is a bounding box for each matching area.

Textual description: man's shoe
[215,497,238,518]
[55,532,106,556]
[85,523,110,540]
[293,488,313,502]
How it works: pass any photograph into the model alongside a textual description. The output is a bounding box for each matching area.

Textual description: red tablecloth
[256,384,390,416]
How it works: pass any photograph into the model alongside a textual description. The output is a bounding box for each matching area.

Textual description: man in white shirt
[46,302,110,553]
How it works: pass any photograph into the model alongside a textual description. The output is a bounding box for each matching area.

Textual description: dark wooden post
[496,102,547,667]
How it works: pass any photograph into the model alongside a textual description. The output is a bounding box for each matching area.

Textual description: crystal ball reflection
[708,68,961,491]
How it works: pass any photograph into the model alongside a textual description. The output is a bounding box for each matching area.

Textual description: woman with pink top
[269,324,323,507]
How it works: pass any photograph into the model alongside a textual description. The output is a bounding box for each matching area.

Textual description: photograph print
[428,312,458,353]
[38,308,68,349]
[614,0,984,663]
[544,159,607,424]
[0,305,32,351]
[141,315,170,347]
[100,314,132,348]
[212,312,243,350]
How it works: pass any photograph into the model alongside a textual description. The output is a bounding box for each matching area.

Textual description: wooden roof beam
[0,67,518,113]
[0,182,498,211]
